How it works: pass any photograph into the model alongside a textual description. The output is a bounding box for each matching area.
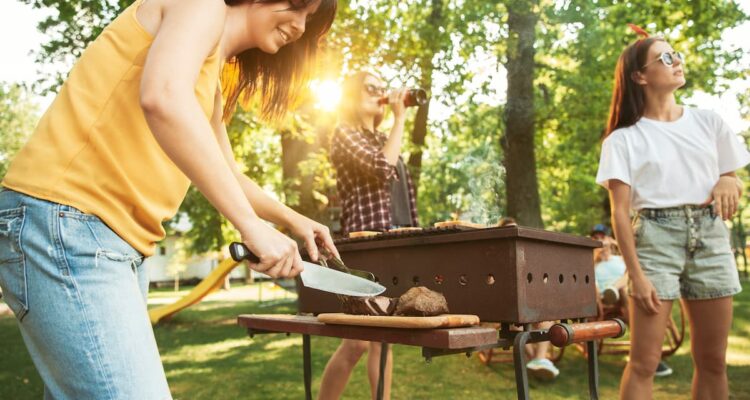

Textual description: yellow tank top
[2,0,222,256]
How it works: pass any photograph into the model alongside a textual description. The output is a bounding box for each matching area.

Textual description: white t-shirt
[596,107,750,210]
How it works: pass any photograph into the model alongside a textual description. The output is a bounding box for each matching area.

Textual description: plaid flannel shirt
[330,125,418,235]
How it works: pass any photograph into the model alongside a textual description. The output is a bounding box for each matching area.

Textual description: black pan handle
[229,242,261,263]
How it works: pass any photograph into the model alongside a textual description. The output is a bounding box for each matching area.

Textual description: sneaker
[526,358,560,381]
[655,360,673,377]
[602,287,620,305]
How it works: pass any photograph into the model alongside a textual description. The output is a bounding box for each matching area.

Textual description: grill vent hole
[434,275,444,285]
[543,273,549,284]
[559,274,564,284]
[527,273,533,283]
[585,275,590,284]
[459,275,468,286]
[572,274,577,283]
[412,276,420,285]
[486,274,495,285]
[392,277,399,286]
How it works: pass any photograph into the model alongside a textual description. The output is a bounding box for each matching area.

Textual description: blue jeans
[0,189,171,399]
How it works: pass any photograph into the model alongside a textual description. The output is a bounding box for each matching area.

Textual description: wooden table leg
[513,331,531,400]
[587,340,599,400]
[303,334,312,400]
[376,342,389,400]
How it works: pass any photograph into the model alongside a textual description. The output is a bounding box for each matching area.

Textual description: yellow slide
[149,258,241,325]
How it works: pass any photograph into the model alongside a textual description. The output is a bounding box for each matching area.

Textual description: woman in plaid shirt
[329,71,419,236]
[319,71,419,399]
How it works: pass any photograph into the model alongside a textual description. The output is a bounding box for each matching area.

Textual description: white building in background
[143,235,248,285]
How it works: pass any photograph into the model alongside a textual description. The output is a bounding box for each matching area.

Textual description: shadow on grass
[1,280,749,399]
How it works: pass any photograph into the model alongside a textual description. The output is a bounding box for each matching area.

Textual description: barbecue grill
[238,225,624,400]
[298,225,600,323]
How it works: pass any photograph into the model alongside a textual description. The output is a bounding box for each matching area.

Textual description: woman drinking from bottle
[318,70,421,399]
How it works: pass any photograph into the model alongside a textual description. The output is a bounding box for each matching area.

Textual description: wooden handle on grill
[548,319,626,347]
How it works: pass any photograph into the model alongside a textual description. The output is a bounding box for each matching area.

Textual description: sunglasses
[364,83,387,97]
[642,51,684,69]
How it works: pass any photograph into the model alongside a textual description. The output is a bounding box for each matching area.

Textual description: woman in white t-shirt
[596,27,749,400]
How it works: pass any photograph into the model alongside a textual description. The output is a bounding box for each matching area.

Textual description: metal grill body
[298,226,601,324]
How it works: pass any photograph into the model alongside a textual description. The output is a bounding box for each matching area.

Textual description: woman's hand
[704,175,740,220]
[388,88,408,120]
[629,272,661,315]
[286,214,340,262]
[239,219,303,279]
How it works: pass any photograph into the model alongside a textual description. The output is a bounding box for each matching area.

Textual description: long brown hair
[339,70,383,129]
[222,0,337,122]
[604,37,664,138]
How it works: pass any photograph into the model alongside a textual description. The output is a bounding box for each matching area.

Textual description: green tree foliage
[20,0,131,92]
[731,87,750,275]
[177,112,284,254]
[16,0,750,251]
[0,83,38,179]
[324,0,511,223]
[535,0,748,232]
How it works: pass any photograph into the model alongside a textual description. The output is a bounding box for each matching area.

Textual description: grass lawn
[2,280,750,399]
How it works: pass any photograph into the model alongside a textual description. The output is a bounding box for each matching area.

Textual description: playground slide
[148,258,241,324]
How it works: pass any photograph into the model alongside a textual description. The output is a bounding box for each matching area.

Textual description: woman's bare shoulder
[136,0,226,39]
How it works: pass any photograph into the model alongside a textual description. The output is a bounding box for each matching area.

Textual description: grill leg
[303,334,312,400]
[587,340,599,400]
[376,342,389,400]
[513,331,531,400]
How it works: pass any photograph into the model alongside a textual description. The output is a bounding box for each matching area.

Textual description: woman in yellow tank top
[0,1,338,398]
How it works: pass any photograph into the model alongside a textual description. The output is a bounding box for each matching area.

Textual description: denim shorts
[0,189,171,399]
[632,205,742,300]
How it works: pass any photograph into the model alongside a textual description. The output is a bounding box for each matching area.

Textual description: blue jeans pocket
[0,206,29,321]
[632,215,647,246]
[58,206,141,276]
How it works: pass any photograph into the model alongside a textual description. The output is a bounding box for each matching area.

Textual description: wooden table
[238,314,497,400]
[237,314,616,400]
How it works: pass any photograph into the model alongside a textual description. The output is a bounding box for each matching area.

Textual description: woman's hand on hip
[239,219,303,278]
[629,272,661,315]
[704,175,739,220]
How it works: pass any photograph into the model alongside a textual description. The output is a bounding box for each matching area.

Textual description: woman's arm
[333,89,410,180]
[139,1,300,277]
[381,89,408,165]
[333,128,397,182]
[609,179,661,314]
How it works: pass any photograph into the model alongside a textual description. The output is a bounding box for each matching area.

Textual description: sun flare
[310,79,342,112]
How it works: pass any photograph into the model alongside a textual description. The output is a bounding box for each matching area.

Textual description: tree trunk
[407,0,443,193]
[281,130,317,218]
[501,0,543,228]
[407,95,430,192]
